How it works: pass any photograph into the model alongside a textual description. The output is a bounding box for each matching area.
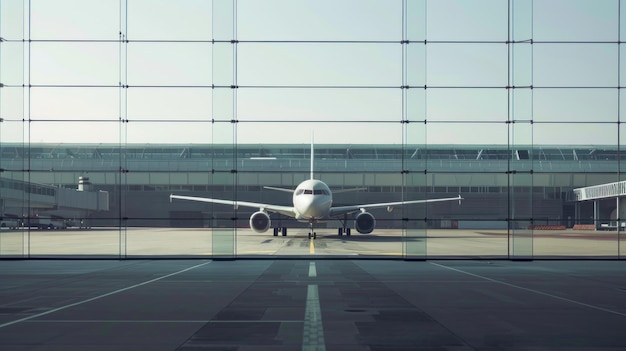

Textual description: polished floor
[0,259,625,350]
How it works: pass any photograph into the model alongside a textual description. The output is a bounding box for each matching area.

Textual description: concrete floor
[0,259,625,350]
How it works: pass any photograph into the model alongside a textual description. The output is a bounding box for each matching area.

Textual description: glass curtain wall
[0,0,624,259]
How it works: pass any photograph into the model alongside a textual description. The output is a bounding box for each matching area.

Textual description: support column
[619,197,625,229]
[594,200,598,230]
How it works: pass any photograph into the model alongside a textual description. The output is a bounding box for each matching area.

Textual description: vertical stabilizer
[310,133,314,180]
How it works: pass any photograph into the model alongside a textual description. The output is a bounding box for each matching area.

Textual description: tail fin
[310,133,314,180]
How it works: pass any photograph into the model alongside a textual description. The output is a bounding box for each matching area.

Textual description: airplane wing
[169,194,296,218]
[329,195,463,217]
[263,186,295,193]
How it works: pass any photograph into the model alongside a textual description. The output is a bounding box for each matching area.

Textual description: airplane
[170,143,462,239]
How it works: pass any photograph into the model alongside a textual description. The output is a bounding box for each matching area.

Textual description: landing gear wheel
[282,227,287,236]
[273,228,279,236]
[308,232,312,239]
[313,232,317,239]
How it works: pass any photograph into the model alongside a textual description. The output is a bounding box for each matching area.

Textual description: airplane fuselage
[293,179,333,221]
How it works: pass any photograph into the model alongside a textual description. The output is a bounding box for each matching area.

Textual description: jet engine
[354,211,376,234]
[249,211,271,233]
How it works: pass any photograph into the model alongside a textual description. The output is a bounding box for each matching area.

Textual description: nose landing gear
[308,222,317,239]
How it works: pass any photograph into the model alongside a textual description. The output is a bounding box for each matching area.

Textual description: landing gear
[337,215,351,237]
[273,227,288,237]
[308,222,317,239]
[337,227,351,237]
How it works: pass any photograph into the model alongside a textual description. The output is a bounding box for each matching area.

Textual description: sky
[0,0,625,145]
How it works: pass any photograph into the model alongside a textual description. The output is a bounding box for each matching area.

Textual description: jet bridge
[0,176,109,223]
[573,181,626,230]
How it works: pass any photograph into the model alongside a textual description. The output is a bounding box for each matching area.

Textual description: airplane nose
[302,202,319,218]
[301,197,331,218]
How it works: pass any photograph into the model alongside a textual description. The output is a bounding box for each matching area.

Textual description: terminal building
[1,143,624,231]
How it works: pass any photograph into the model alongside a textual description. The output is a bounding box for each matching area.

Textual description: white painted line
[26,320,210,323]
[308,262,317,278]
[302,284,326,351]
[28,319,303,323]
[430,262,626,318]
[0,261,212,329]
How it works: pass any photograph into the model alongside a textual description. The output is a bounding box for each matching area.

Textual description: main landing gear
[272,227,288,237]
[337,227,351,236]
[337,215,351,237]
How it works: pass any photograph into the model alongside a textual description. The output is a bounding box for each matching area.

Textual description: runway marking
[308,262,317,278]
[0,261,212,329]
[303,262,325,350]
[310,238,315,254]
[27,319,303,323]
[430,262,626,318]
[303,284,326,351]
[27,320,210,323]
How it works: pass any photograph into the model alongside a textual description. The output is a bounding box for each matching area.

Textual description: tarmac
[1,259,625,350]
[1,227,624,258]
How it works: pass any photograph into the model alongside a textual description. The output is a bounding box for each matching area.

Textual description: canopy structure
[573,181,626,230]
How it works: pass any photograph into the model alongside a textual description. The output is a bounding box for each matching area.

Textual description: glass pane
[1,42,25,85]
[0,174,27,257]
[534,0,618,42]
[237,121,402,145]
[406,44,426,87]
[1,1,26,39]
[426,89,507,122]
[31,88,119,120]
[426,44,507,87]
[533,44,617,87]
[403,124,426,259]
[511,0,532,41]
[237,43,401,87]
[509,173,533,259]
[511,43,532,87]
[534,89,617,122]
[237,88,401,122]
[406,0,426,41]
[30,0,118,40]
[427,0,508,41]
[127,88,212,121]
[29,121,120,144]
[211,74,235,258]
[127,43,212,86]
[127,0,212,41]
[534,123,618,146]
[427,122,509,146]
[30,42,118,86]
[238,0,401,41]
[27,171,117,257]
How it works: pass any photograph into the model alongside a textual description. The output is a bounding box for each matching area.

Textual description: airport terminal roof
[1,143,623,162]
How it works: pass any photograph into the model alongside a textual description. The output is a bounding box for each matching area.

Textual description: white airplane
[170,143,462,239]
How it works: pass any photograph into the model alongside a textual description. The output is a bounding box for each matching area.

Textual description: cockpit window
[297,189,329,195]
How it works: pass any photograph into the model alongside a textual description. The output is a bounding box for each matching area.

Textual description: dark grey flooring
[0,259,625,350]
